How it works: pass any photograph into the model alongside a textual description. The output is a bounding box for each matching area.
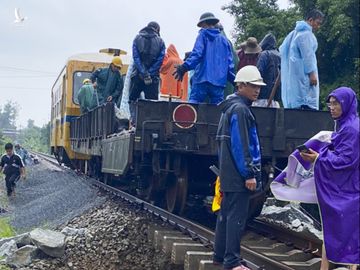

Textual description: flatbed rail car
[70,99,334,215]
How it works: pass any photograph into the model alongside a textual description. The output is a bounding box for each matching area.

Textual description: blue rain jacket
[183,28,235,88]
[216,94,261,192]
[132,26,165,77]
[280,21,319,110]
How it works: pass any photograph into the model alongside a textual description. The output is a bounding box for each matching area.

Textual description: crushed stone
[0,161,106,232]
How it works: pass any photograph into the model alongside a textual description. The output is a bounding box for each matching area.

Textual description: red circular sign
[173,104,197,129]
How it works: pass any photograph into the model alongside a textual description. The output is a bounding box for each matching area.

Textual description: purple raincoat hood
[327,86,358,125]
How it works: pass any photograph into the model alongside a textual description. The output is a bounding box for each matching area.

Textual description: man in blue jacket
[174,12,235,104]
[129,21,165,124]
[214,66,265,270]
[280,9,324,110]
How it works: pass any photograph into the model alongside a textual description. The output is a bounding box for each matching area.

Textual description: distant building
[1,129,19,140]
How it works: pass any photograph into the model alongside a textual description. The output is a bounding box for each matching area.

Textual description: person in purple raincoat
[300,87,359,269]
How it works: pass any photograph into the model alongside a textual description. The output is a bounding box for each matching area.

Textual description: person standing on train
[173,12,235,104]
[128,22,165,123]
[237,37,262,71]
[214,66,265,270]
[77,79,95,114]
[280,9,324,110]
[160,44,187,100]
[252,33,281,108]
[90,56,124,106]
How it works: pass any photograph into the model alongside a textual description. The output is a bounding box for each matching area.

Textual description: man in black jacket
[214,66,265,270]
[129,21,165,124]
[0,143,26,197]
[253,33,281,108]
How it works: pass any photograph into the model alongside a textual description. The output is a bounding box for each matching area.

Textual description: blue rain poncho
[280,21,319,110]
[183,28,235,88]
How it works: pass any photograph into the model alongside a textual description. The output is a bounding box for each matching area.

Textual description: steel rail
[248,219,322,256]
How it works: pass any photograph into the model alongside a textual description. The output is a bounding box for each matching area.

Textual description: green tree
[223,0,301,46]
[27,119,35,129]
[18,120,51,153]
[224,0,359,108]
[291,0,359,94]
[0,101,19,130]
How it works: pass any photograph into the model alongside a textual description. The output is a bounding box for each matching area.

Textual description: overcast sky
[0,0,289,128]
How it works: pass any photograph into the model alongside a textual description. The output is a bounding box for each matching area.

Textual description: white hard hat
[234,65,266,86]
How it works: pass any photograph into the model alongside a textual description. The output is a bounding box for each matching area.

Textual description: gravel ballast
[21,200,173,270]
[1,159,174,269]
[1,161,105,232]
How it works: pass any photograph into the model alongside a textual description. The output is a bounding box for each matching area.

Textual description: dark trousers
[128,75,159,101]
[5,173,20,196]
[128,75,159,124]
[214,192,250,269]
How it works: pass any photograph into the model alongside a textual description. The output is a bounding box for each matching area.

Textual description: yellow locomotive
[50,49,130,167]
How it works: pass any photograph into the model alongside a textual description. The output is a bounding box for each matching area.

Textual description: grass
[0,266,11,270]
[0,218,15,238]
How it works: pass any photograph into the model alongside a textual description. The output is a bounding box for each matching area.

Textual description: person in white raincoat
[280,9,324,110]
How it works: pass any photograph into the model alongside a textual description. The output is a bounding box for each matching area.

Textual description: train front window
[73,71,92,104]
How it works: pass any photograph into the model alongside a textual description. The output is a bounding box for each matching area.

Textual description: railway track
[32,151,325,270]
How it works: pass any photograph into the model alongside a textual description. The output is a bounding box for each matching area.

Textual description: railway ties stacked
[149,225,324,270]
[241,232,321,270]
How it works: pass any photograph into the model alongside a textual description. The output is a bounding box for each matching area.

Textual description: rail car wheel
[166,170,188,215]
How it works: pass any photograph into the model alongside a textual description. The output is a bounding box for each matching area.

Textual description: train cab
[50,49,130,167]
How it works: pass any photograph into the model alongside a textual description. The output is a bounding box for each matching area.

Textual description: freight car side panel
[101,133,134,175]
[135,100,334,158]
[70,102,118,156]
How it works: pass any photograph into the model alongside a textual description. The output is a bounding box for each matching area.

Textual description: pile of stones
[259,198,322,239]
[13,200,172,270]
[0,228,66,268]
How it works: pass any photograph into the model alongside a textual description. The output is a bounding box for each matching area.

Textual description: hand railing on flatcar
[70,102,116,142]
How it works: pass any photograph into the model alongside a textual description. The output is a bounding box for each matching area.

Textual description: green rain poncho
[77,83,95,114]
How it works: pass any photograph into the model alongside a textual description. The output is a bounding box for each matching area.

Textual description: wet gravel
[0,160,177,269]
[259,198,323,239]
[0,161,106,232]
[20,200,174,270]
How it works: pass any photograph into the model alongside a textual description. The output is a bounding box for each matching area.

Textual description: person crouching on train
[214,66,265,270]
[90,56,124,106]
[0,143,26,197]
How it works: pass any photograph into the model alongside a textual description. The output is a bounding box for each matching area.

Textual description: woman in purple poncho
[301,87,359,269]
